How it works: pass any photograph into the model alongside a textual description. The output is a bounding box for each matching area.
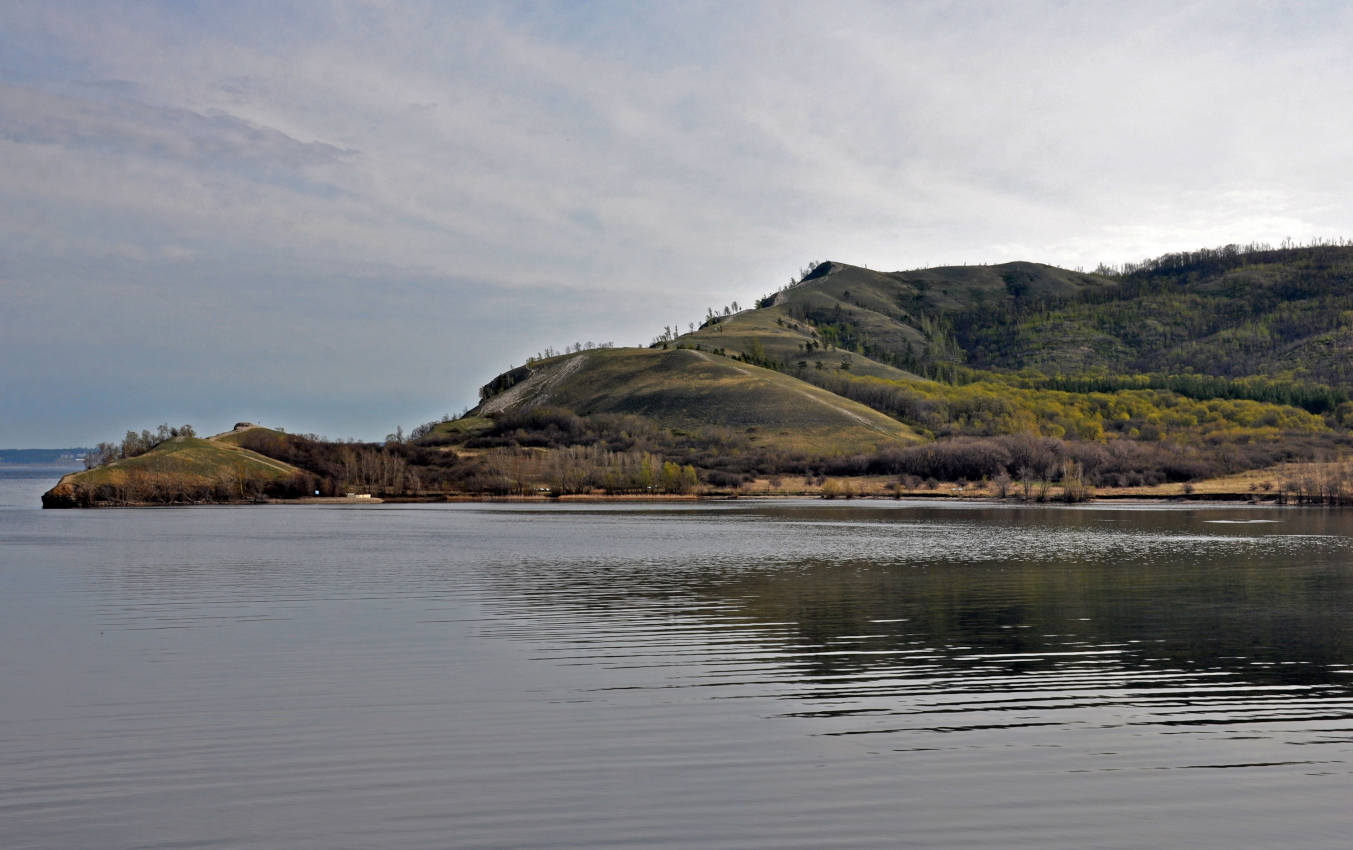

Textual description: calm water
[3,468,1353,848]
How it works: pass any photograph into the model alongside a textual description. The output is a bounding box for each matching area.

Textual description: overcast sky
[3,1,1352,446]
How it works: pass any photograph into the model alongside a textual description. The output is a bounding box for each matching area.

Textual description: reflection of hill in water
[477,504,1353,714]
[733,548,1353,689]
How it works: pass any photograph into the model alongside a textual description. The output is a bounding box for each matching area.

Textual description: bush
[706,470,746,489]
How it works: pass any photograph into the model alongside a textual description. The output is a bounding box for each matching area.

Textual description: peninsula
[45,243,1353,506]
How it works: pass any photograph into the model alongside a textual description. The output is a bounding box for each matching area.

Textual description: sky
[3,0,1352,446]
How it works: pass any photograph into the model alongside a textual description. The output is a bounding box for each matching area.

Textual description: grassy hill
[417,244,1353,499]
[42,431,307,507]
[470,347,919,454]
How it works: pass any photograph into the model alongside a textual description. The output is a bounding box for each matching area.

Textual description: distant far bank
[0,449,89,466]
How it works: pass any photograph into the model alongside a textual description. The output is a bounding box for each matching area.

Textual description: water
[3,469,1353,848]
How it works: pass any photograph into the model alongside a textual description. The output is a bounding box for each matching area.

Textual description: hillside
[42,430,309,507]
[404,246,1341,500]
[672,259,1117,379]
[691,246,1353,392]
[470,347,919,453]
[955,246,1353,385]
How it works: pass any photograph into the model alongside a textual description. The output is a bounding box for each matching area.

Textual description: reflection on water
[3,494,1353,848]
[478,503,1353,751]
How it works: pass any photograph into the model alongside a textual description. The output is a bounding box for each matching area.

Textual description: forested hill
[659,244,1353,406]
[949,244,1353,387]
[693,244,1351,387]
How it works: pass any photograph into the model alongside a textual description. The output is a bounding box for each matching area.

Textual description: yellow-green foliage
[831,373,1327,443]
[819,478,857,499]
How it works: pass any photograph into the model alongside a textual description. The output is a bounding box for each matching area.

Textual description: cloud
[0,83,355,174]
[3,0,1353,443]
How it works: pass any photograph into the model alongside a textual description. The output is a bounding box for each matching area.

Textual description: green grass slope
[42,433,305,507]
[473,347,920,454]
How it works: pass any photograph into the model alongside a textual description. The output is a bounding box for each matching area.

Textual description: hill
[697,246,1353,393]
[688,248,1346,407]
[42,430,308,507]
[946,245,1353,384]
[426,246,1348,499]
[670,259,1117,379]
[470,347,919,454]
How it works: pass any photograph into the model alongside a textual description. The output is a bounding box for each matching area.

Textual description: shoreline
[40,463,1340,509]
[47,491,1323,508]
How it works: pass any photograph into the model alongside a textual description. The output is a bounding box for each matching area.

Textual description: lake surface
[4,468,1353,848]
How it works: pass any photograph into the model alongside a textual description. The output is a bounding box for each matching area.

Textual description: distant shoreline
[0,461,84,467]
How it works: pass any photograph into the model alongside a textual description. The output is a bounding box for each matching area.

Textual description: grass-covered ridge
[42,433,308,507]
[475,347,920,454]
